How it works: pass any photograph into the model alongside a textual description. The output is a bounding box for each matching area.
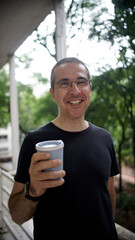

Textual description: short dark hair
[50,57,91,90]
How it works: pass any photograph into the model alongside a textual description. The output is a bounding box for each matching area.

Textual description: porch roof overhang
[0,0,54,69]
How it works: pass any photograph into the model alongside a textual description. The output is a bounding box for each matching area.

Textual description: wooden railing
[0,168,33,239]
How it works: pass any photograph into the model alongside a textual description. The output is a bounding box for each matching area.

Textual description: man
[9,57,119,239]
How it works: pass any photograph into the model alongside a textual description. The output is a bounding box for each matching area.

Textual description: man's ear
[50,88,56,102]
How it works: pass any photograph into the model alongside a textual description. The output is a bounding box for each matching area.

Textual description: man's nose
[69,82,81,94]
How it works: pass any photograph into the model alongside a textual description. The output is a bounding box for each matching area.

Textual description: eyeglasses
[55,78,90,89]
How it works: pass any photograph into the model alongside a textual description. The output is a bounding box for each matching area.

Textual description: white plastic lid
[35,140,64,151]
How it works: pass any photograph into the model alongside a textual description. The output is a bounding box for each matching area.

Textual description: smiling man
[9,57,119,240]
[50,59,91,131]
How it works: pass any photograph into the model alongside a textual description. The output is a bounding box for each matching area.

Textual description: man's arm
[8,182,38,225]
[8,152,65,225]
[108,176,116,218]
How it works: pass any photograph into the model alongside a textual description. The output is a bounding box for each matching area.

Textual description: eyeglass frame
[55,77,91,90]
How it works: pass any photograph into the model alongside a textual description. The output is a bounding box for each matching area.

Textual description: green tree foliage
[0,54,51,135]
[34,91,58,126]
[116,191,135,225]
[80,0,135,190]
[88,0,135,55]
[16,54,49,135]
[111,0,135,54]
[18,86,57,135]
[16,54,33,69]
[32,73,48,84]
[18,82,38,134]
[0,68,10,126]
[86,64,135,191]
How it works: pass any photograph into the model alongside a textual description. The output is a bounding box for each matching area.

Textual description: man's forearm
[8,191,38,225]
[108,177,116,218]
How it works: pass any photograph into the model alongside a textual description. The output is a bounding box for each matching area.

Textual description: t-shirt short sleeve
[14,133,36,183]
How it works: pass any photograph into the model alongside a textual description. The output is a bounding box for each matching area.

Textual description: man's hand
[29,152,66,197]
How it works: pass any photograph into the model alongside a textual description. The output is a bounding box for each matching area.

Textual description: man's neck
[52,116,89,132]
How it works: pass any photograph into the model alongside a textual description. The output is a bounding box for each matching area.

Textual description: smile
[68,100,83,105]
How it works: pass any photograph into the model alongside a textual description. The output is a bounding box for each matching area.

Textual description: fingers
[31,152,50,164]
[36,159,62,172]
[43,178,65,189]
[38,170,66,181]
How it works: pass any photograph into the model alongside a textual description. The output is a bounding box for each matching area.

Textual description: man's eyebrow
[77,76,88,81]
[56,78,69,83]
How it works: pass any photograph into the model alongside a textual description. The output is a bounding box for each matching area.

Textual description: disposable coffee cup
[35,140,64,174]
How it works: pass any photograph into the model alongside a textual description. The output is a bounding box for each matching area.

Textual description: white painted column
[54,0,66,61]
[9,54,20,170]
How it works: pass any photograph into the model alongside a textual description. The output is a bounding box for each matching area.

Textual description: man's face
[50,62,91,120]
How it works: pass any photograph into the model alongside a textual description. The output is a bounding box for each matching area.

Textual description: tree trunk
[118,143,123,192]
[118,121,126,192]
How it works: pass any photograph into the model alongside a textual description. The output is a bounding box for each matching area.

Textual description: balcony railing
[0,168,33,239]
[0,166,135,240]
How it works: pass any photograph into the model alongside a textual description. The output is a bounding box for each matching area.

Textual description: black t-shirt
[15,122,119,239]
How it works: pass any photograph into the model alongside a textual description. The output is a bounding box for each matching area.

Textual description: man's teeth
[69,100,81,104]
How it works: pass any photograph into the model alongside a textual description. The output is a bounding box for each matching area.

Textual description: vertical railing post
[54,0,66,61]
[9,54,20,170]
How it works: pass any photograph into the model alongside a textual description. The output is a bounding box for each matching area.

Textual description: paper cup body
[35,140,64,172]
